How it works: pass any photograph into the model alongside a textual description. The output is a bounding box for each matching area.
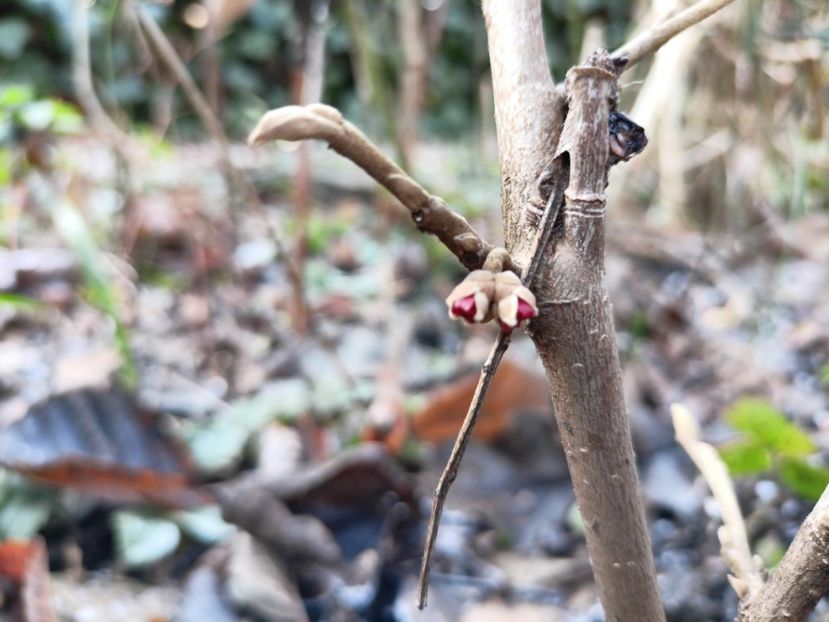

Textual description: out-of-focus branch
[736,483,829,621]
[612,0,736,70]
[70,0,128,141]
[248,104,501,271]
[133,2,229,151]
[671,404,764,601]
[397,0,428,167]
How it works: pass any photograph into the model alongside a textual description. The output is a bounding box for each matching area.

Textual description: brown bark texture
[482,0,565,264]
[737,485,829,621]
[482,1,664,619]
[527,53,664,622]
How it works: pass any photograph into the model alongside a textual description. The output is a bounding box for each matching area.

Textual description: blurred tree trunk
[289,0,330,335]
[397,0,427,168]
[481,1,664,620]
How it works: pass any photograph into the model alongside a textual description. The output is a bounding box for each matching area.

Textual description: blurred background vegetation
[1,0,827,228]
[0,1,828,620]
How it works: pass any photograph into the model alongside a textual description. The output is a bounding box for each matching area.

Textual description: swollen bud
[492,271,538,331]
[446,270,495,324]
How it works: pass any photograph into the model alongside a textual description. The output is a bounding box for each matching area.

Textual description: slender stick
[133,1,264,216]
[415,330,511,609]
[415,161,568,609]
[70,0,128,141]
[612,0,736,70]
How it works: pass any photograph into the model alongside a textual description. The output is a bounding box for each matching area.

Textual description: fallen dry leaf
[412,359,551,444]
[0,389,209,508]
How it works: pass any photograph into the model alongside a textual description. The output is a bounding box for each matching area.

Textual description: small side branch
[249,104,499,271]
[737,485,829,621]
[612,0,736,70]
[415,330,511,609]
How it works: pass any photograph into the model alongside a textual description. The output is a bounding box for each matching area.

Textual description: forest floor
[1,133,829,621]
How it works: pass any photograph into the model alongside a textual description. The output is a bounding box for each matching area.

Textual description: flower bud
[493,271,538,331]
[445,270,495,324]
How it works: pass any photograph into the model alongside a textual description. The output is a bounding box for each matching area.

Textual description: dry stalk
[671,403,764,600]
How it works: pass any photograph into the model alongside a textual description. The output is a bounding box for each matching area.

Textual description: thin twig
[612,0,736,70]
[132,2,265,215]
[415,160,568,609]
[134,3,228,148]
[415,330,511,609]
[249,104,499,271]
[70,0,129,141]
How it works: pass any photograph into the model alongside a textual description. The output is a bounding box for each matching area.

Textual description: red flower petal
[451,294,478,322]
[516,298,537,322]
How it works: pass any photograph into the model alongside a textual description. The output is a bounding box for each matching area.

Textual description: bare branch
[134,3,229,148]
[612,0,736,70]
[737,485,829,621]
[249,104,499,271]
[416,330,511,609]
[70,0,129,141]
[672,404,763,601]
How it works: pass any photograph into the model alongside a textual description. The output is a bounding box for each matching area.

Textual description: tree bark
[482,3,664,620]
[482,0,565,264]
[737,485,829,621]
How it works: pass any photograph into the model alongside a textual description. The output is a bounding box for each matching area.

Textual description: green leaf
[49,100,84,134]
[184,379,310,474]
[112,511,181,568]
[725,398,814,457]
[0,147,12,185]
[0,84,34,109]
[778,458,829,502]
[0,482,53,540]
[820,362,829,387]
[0,292,44,311]
[719,438,772,476]
[172,505,235,544]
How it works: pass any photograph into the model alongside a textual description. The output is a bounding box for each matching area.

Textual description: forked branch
[249,104,500,271]
[613,0,737,70]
